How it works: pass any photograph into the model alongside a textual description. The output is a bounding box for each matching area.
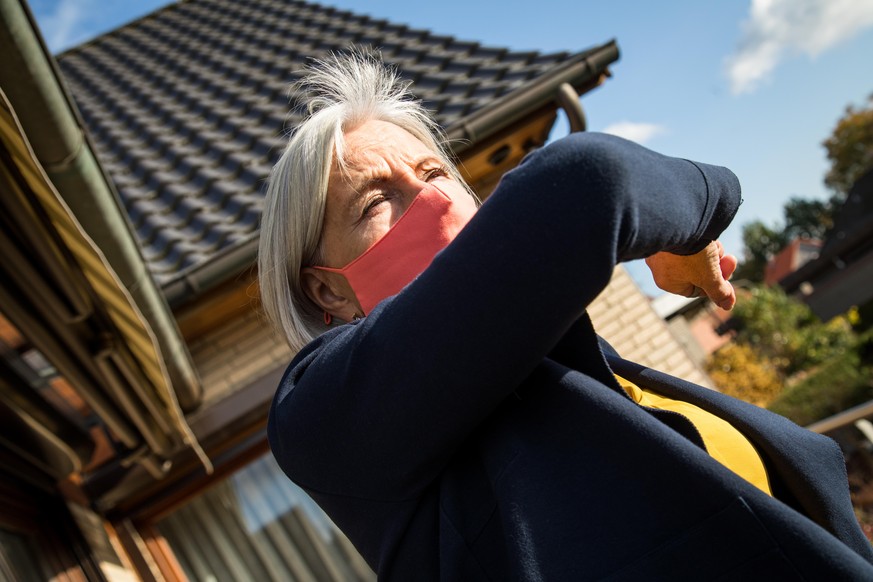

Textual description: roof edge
[446,40,619,152]
[164,233,260,309]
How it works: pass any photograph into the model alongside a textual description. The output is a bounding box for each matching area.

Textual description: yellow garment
[615,375,772,496]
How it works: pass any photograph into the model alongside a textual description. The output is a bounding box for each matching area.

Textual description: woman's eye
[361,194,387,217]
[425,166,449,181]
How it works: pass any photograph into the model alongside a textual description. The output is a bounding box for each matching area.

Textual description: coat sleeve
[268,132,742,500]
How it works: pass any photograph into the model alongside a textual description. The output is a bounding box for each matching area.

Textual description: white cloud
[726,0,873,95]
[601,121,667,145]
[38,0,92,52]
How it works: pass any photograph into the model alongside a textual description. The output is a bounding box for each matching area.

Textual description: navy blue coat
[269,133,873,580]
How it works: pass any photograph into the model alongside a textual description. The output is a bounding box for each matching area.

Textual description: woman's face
[302,119,478,319]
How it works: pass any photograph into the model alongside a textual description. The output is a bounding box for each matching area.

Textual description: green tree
[707,286,862,422]
[768,349,873,427]
[735,96,873,282]
[823,94,873,196]
[783,197,834,240]
[734,197,836,283]
[733,220,786,282]
[717,95,873,426]
[730,285,854,378]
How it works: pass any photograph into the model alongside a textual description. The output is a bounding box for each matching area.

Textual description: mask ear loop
[323,311,332,325]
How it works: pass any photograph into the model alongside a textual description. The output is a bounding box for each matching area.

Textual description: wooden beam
[175,272,260,342]
[457,108,557,199]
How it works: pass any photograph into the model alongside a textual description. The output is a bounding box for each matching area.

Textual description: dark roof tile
[58,0,612,287]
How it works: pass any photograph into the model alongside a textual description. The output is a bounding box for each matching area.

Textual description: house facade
[780,170,873,321]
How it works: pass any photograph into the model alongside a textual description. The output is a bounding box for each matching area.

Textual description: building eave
[0,0,209,482]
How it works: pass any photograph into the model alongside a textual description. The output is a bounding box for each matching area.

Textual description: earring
[323,311,332,325]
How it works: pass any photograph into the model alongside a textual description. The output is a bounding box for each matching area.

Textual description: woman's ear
[300,267,360,322]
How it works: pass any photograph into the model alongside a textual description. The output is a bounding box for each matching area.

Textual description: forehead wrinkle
[342,155,391,199]
[331,123,442,209]
[341,146,430,194]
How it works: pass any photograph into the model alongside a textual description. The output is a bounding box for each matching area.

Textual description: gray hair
[258,51,472,352]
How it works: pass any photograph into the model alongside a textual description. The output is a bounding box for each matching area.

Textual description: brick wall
[190,264,713,407]
[188,307,292,407]
[588,266,715,389]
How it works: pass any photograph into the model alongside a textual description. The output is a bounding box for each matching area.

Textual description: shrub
[767,349,873,426]
[706,344,783,407]
[731,285,855,377]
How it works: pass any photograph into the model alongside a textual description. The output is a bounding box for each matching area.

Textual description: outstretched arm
[269,132,743,499]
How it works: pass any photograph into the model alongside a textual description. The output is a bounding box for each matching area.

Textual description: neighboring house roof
[55,0,617,298]
[822,169,873,255]
[781,169,873,320]
[650,293,702,320]
[763,237,821,286]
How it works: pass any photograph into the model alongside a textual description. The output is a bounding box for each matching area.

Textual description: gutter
[163,232,261,310]
[445,40,618,152]
[0,0,202,411]
[162,39,620,308]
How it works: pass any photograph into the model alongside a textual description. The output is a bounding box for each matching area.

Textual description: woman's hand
[644,241,738,310]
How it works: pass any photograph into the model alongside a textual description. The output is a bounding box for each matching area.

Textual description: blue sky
[29,0,873,294]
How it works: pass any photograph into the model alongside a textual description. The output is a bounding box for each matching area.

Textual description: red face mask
[313,184,474,315]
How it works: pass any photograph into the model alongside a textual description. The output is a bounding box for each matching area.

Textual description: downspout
[0,0,202,411]
[555,83,587,133]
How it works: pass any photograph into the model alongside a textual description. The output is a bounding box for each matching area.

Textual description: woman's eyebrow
[349,175,388,199]
[412,154,442,170]
[342,161,388,198]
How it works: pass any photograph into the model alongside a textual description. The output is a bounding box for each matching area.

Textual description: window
[154,453,374,581]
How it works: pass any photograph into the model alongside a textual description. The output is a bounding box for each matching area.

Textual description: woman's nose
[398,168,428,190]
[396,173,429,201]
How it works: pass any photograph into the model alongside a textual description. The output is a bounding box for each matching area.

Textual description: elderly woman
[260,53,873,580]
